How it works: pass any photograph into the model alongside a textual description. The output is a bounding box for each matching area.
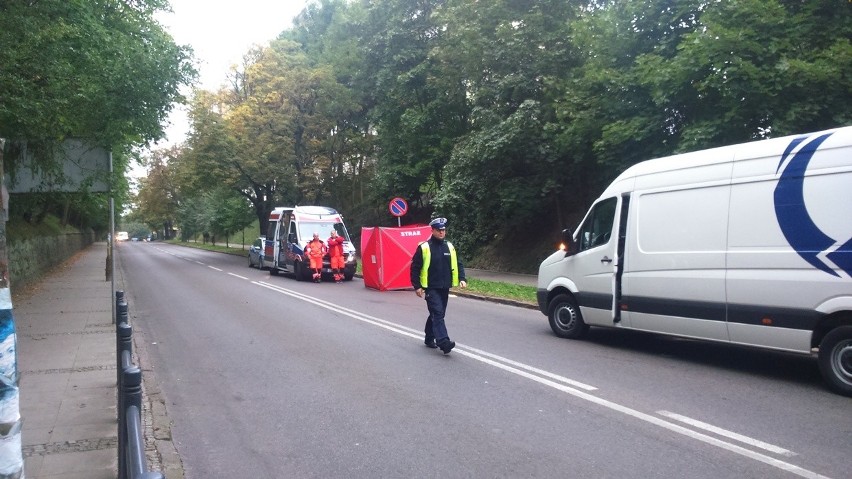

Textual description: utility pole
[0,138,25,478]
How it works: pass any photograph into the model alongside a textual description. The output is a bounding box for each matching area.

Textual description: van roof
[269,205,340,217]
[602,125,852,196]
[295,206,339,215]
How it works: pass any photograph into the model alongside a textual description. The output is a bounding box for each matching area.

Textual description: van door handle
[600,256,613,264]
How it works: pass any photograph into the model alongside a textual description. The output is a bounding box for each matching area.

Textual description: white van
[537,126,852,396]
[263,206,357,281]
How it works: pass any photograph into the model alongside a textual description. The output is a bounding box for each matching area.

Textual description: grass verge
[460,278,536,305]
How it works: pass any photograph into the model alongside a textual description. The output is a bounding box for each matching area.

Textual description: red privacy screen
[361,226,431,291]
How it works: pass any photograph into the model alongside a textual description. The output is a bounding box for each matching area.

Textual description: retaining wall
[9,231,96,291]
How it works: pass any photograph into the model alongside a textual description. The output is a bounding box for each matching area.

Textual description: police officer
[410,217,467,354]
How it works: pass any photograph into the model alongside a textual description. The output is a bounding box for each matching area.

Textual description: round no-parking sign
[388,197,408,217]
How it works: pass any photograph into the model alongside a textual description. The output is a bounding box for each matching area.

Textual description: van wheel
[548,294,588,339]
[818,326,852,397]
[269,266,279,276]
[294,261,305,281]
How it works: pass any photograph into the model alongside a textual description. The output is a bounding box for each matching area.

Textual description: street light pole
[110,152,116,323]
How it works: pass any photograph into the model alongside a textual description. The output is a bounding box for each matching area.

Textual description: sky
[153,0,310,147]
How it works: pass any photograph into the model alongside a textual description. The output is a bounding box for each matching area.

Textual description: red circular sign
[389,197,408,217]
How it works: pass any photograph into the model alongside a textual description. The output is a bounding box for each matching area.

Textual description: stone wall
[8,231,96,291]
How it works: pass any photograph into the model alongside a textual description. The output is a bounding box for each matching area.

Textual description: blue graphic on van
[774,132,851,277]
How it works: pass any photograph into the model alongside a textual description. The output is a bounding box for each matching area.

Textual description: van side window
[288,222,297,243]
[578,197,617,251]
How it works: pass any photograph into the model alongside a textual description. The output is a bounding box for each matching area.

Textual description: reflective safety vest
[419,241,459,288]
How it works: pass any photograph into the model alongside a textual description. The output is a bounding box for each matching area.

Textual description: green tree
[181,38,363,235]
[556,0,851,179]
[176,195,207,241]
[0,0,195,227]
[181,86,281,236]
[433,0,579,251]
[201,188,255,247]
[636,0,852,150]
[129,146,184,239]
[0,0,194,154]
[285,0,379,225]
[357,0,468,216]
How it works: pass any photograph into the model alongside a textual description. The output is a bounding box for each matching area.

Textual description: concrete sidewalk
[15,242,117,478]
[13,242,176,479]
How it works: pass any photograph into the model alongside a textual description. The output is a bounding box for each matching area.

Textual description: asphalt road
[118,241,850,479]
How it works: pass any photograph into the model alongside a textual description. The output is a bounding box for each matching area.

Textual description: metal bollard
[117,322,132,389]
[118,350,132,431]
[115,290,125,324]
[117,299,129,325]
[119,362,142,479]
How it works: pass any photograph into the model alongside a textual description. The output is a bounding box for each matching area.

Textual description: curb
[453,290,538,310]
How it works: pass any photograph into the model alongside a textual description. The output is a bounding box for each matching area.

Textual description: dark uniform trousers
[424,288,450,343]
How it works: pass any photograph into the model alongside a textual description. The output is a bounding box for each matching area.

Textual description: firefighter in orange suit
[305,232,327,282]
[327,230,346,283]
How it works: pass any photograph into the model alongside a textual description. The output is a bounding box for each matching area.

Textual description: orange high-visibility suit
[327,232,345,282]
[305,236,327,281]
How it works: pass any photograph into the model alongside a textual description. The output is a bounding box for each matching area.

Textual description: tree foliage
[128,146,183,238]
[0,0,194,150]
[137,0,850,269]
[0,0,195,232]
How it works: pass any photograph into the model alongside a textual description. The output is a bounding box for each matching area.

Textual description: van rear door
[264,213,281,270]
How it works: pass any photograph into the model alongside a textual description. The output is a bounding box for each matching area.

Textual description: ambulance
[536,126,852,396]
[263,206,357,281]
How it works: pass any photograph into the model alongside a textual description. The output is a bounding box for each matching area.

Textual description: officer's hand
[416,288,424,297]
[459,280,467,288]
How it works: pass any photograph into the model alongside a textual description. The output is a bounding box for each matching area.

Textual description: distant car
[248,237,266,269]
[131,237,139,242]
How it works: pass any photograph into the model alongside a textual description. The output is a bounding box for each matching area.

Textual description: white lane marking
[154,246,247,279]
[658,411,796,457]
[255,281,595,391]
[253,280,829,479]
[460,344,597,391]
[452,351,825,478]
